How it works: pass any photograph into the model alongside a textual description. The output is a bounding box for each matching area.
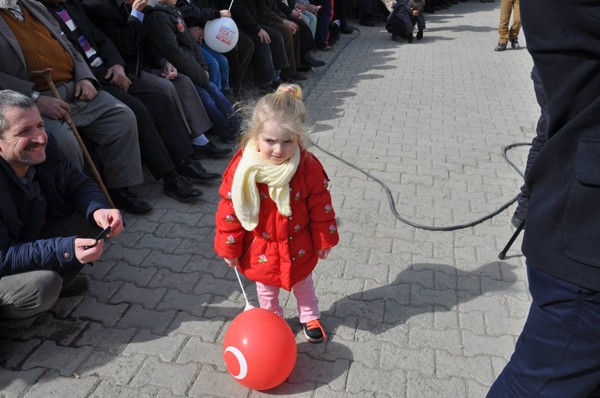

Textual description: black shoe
[408,33,414,43]
[510,38,520,49]
[164,175,203,202]
[302,55,326,67]
[0,339,13,362]
[340,26,355,34]
[192,141,233,159]
[260,82,279,95]
[302,319,326,343]
[297,65,313,73]
[110,187,153,214]
[494,43,507,51]
[60,276,89,297]
[219,131,238,144]
[315,45,333,52]
[177,159,220,183]
[416,30,423,40]
[359,16,376,26]
[391,34,407,42]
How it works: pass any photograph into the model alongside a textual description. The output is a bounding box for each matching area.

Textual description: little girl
[214,84,339,343]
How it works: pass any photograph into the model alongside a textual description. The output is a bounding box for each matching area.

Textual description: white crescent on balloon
[224,346,248,379]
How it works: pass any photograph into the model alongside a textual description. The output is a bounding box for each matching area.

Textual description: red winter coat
[214,148,339,291]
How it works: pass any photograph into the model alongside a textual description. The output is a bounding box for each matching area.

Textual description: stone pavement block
[137,235,182,254]
[117,304,177,335]
[436,350,495,386]
[459,310,486,336]
[85,279,122,302]
[194,274,241,300]
[167,312,223,341]
[465,378,491,398]
[156,289,208,317]
[410,284,458,309]
[20,372,98,398]
[147,268,201,294]
[407,371,467,398]
[483,311,526,338]
[505,295,531,318]
[288,353,350,391]
[77,351,144,384]
[382,343,434,376]
[188,366,247,398]
[346,361,406,395]
[111,283,167,309]
[22,341,94,377]
[461,330,515,360]
[71,298,128,326]
[361,279,410,306]
[122,330,186,362]
[317,275,363,296]
[82,260,115,281]
[74,322,136,352]
[104,262,158,286]
[129,357,198,396]
[90,380,159,398]
[176,337,223,369]
[409,327,462,356]
[103,244,152,266]
[4,340,41,370]
[21,314,87,346]
[459,294,511,318]
[49,295,84,319]
[0,368,44,398]
[324,339,381,369]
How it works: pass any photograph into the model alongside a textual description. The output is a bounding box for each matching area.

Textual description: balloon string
[234,267,251,308]
[228,0,234,11]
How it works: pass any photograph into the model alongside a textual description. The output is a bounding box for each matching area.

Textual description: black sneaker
[416,30,423,40]
[302,319,326,343]
[494,43,507,51]
[60,276,89,297]
[510,38,520,49]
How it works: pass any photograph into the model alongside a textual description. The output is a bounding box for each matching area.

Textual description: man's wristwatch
[31,90,41,103]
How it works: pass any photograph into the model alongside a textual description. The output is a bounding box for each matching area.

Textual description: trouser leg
[292,274,320,323]
[256,281,283,317]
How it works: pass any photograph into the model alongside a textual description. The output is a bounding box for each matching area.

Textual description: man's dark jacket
[0,134,107,277]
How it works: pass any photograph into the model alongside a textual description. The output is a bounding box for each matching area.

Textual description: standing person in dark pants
[487,1,600,396]
[511,66,547,228]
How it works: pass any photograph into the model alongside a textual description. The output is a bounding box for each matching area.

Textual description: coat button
[291,257,296,261]
[288,216,292,220]
[63,252,71,260]
[289,236,293,240]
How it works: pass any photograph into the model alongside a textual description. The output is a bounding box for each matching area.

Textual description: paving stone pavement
[1,2,539,397]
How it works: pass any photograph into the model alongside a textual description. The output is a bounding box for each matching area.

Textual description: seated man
[0,0,153,213]
[40,0,227,203]
[0,90,124,361]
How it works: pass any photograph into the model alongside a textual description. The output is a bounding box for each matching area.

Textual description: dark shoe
[511,215,525,229]
[282,72,308,82]
[297,65,313,73]
[315,45,333,52]
[60,276,89,297]
[408,33,414,43]
[510,38,520,49]
[494,43,507,51]
[0,339,13,362]
[340,26,355,34]
[359,16,376,26]
[177,159,220,183]
[302,55,326,67]
[391,34,407,42]
[416,30,423,40]
[260,82,279,95]
[110,188,153,214]
[302,319,326,343]
[192,141,232,159]
[164,175,203,202]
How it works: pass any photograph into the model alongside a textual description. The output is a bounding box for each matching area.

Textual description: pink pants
[256,274,320,323]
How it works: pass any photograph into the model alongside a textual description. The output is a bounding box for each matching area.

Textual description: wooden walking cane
[29,68,115,208]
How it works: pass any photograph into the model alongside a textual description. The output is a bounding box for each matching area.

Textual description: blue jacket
[0,134,108,277]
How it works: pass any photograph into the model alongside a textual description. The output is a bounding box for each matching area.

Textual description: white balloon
[223,346,248,379]
[204,17,239,53]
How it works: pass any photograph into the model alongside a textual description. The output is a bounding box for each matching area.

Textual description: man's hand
[284,19,298,34]
[224,257,239,268]
[36,96,71,122]
[104,64,132,92]
[74,79,97,101]
[219,9,231,17]
[75,237,105,263]
[291,8,302,19]
[162,62,178,80]
[131,0,149,12]
[412,9,419,16]
[92,208,124,237]
[317,248,331,259]
[257,28,271,43]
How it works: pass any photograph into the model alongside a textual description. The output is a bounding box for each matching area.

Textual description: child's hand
[412,9,419,16]
[224,257,239,268]
[317,249,331,259]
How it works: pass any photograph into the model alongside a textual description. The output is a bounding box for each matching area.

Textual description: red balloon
[223,308,297,390]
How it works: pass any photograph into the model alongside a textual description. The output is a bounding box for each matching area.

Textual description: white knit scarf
[231,140,301,231]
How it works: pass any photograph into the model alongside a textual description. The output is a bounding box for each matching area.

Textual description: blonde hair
[238,84,309,149]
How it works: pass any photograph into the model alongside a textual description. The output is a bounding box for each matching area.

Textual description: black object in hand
[84,226,111,250]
